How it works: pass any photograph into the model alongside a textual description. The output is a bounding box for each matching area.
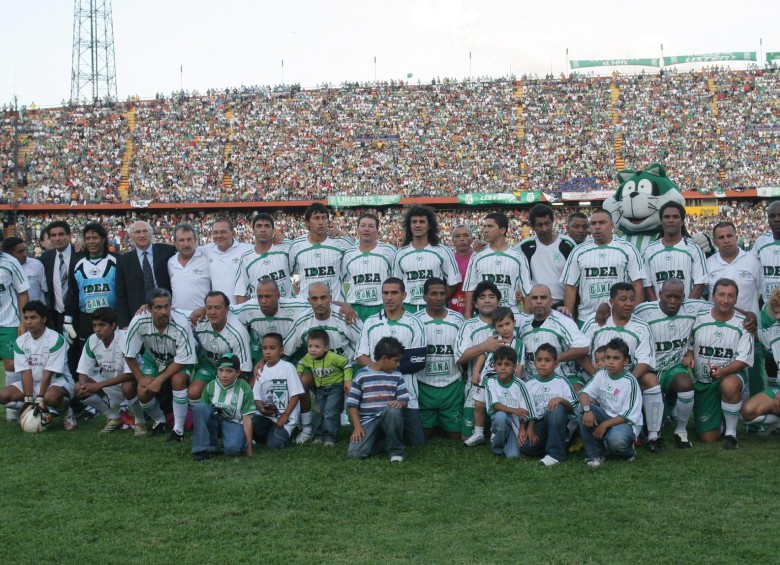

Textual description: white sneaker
[133,423,147,437]
[6,408,18,422]
[390,455,404,463]
[340,413,350,426]
[295,428,313,444]
[539,455,560,467]
[586,457,604,468]
[463,432,485,447]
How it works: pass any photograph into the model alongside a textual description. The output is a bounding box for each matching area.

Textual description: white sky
[1,0,777,107]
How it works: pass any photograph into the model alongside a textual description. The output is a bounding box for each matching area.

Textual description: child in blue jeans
[297,329,353,446]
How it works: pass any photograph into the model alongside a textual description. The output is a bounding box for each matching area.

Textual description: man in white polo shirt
[168,223,211,319]
[200,217,252,303]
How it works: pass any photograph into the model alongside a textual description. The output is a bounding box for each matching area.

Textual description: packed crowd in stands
[1,68,779,204]
[9,200,770,255]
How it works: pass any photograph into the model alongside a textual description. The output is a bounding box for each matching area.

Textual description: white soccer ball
[19,406,44,433]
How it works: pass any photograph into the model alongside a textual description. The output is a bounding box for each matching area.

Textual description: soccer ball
[19,406,44,433]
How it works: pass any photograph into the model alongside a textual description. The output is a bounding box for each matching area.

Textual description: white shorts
[12,376,74,398]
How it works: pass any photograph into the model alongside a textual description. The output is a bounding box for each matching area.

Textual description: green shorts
[0,327,17,360]
[141,353,193,380]
[250,336,263,365]
[566,374,585,388]
[762,387,780,400]
[352,303,384,322]
[693,372,746,434]
[418,380,464,433]
[193,363,217,383]
[658,365,691,394]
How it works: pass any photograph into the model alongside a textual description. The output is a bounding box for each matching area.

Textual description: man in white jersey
[284,282,362,443]
[200,217,252,303]
[75,307,145,434]
[190,291,252,404]
[394,205,461,313]
[125,288,197,442]
[415,277,466,440]
[463,212,531,318]
[456,281,504,445]
[519,284,588,387]
[3,237,46,303]
[342,213,397,321]
[566,212,590,246]
[516,205,576,307]
[561,209,644,325]
[742,287,780,431]
[0,301,75,429]
[684,278,753,449]
[634,278,709,448]
[707,222,762,317]
[356,277,427,446]
[0,235,29,421]
[582,282,665,453]
[643,202,707,301]
[168,222,211,319]
[288,203,353,302]
[234,213,293,303]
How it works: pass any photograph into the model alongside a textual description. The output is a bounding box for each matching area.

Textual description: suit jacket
[116,243,176,327]
[40,245,84,328]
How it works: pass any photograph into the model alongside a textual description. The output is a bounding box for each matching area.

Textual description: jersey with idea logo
[642,238,707,298]
[690,309,753,384]
[234,243,293,300]
[393,244,461,306]
[289,236,353,301]
[751,235,780,303]
[463,247,531,310]
[342,243,397,306]
[194,315,253,373]
[415,309,465,387]
[72,254,118,313]
[634,299,708,371]
[0,254,29,327]
[125,310,197,372]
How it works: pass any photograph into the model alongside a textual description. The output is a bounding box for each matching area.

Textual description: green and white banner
[458,192,542,205]
[767,52,780,64]
[328,195,401,207]
[663,52,756,66]
[570,58,660,69]
[757,187,780,198]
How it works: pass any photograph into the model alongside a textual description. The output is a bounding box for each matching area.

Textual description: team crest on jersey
[314,252,321,260]
[714,330,723,340]
[416,255,423,262]
[553,252,562,263]
[495,259,502,266]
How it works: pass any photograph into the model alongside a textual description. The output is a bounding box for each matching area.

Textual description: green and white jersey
[233,243,293,300]
[642,238,707,298]
[455,316,494,373]
[253,359,304,435]
[751,235,780,303]
[525,374,578,417]
[194,315,253,373]
[415,309,465,387]
[463,246,532,310]
[519,310,589,380]
[342,242,397,306]
[288,235,353,301]
[393,244,461,306]
[14,328,69,382]
[560,238,643,323]
[690,309,754,384]
[202,378,257,425]
[357,310,427,360]
[759,320,780,363]
[230,299,308,345]
[480,335,524,383]
[0,253,29,327]
[77,329,130,381]
[581,314,656,372]
[485,375,536,436]
[581,369,643,436]
[283,310,362,362]
[125,310,197,373]
[706,250,763,317]
[634,299,709,371]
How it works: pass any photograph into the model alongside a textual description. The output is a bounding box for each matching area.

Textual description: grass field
[2,408,780,565]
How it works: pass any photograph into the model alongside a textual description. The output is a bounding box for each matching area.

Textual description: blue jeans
[252,414,291,449]
[577,404,636,460]
[404,408,426,447]
[347,407,405,459]
[315,383,343,443]
[519,404,570,461]
[490,411,520,458]
[191,403,247,457]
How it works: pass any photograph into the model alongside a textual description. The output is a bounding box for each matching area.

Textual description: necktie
[59,252,68,295]
[142,251,155,296]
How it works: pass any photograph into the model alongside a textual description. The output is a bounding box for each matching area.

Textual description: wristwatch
[582,406,591,412]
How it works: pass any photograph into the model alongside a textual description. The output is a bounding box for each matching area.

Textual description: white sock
[748,414,780,430]
[5,400,24,411]
[4,370,20,386]
[300,411,312,430]
[126,396,146,425]
[84,394,120,419]
[140,398,166,424]
[721,401,742,437]
[643,385,663,440]
[674,391,695,437]
[472,426,484,437]
[172,390,189,434]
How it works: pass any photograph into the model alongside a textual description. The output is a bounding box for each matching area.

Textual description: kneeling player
[577,338,643,467]
[75,308,146,434]
[521,344,578,466]
[0,301,76,429]
[742,287,780,433]
[125,289,197,441]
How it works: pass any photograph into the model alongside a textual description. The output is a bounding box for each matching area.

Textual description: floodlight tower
[70,0,118,103]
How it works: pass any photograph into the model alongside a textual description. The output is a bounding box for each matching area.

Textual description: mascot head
[603,163,685,236]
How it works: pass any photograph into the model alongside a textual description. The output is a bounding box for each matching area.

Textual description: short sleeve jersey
[252,359,305,435]
[357,311,427,360]
[463,246,532,310]
[393,244,462,306]
[581,314,656,371]
[642,238,707,298]
[341,242,397,306]
[706,251,763,317]
[168,250,211,314]
[346,366,409,424]
[231,299,308,346]
[0,254,29,327]
[519,310,589,380]
[525,374,578,418]
[194,315,253,373]
[634,299,709,371]
[690,309,754,384]
[202,378,257,425]
[14,328,68,383]
[283,310,362,362]
[77,329,131,380]
[288,235,353,301]
[581,369,643,436]
[560,238,643,323]
[455,316,494,372]
[485,375,537,436]
[233,242,293,300]
[750,235,780,303]
[415,309,466,387]
[124,310,197,372]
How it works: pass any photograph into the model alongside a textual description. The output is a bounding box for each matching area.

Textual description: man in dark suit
[40,220,83,332]
[116,220,176,328]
